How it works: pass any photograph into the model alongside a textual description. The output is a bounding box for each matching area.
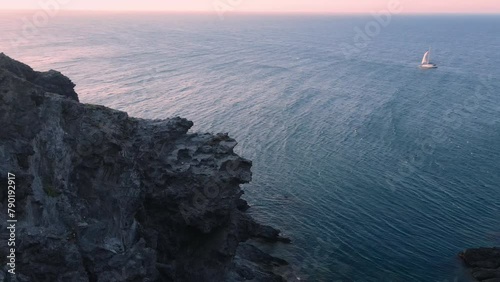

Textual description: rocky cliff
[0,54,292,282]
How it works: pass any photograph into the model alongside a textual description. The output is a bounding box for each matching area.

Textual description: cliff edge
[0,54,292,282]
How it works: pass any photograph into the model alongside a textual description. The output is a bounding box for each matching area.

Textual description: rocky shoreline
[0,54,294,281]
[460,248,500,282]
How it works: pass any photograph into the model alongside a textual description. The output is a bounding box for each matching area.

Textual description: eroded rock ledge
[0,54,291,282]
[460,248,500,282]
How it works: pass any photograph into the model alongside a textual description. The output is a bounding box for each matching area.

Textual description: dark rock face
[0,53,79,102]
[0,55,291,281]
[460,248,500,281]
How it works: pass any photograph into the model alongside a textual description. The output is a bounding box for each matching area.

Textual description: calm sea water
[1,12,500,282]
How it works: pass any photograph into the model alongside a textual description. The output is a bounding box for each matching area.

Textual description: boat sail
[421,51,430,65]
[419,48,437,69]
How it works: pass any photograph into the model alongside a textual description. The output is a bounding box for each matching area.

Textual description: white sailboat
[419,48,437,69]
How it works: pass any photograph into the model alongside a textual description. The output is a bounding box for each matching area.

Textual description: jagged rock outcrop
[0,54,291,282]
[460,248,500,282]
[0,53,78,102]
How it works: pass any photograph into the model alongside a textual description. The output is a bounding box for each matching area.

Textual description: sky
[1,0,500,14]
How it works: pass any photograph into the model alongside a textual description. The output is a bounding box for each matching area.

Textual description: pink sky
[1,0,500,14]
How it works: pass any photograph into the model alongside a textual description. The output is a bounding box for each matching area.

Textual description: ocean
[1,11,500,281]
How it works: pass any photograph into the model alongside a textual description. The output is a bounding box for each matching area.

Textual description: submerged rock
[459,247,500,281]
[0,54,291,281]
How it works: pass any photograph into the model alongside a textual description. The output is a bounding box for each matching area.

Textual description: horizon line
[1,9,500,15]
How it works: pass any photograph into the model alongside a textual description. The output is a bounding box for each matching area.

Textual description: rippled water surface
[1,12,500,281]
